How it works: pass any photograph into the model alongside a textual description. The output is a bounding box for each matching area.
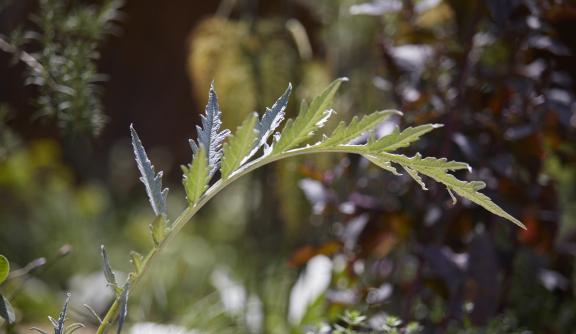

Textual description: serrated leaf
[367,153,525,229]
[272,78,347,153]
[380,153,471,171]
[417,168,524,228]
[318,110,401,147]
[403,166,427,190]
[221,113,259,179]
[100,245,117,288]
[0,255,9,285]
[368,124,442,152]
[55,293,70,334]
[366,156,402,175]
[447,187,457,205]
[130,125,169,219]
[149,216,166,246]
[0,293,15,325]
[189,82,231,177]
[117,283,130,334]
[182,146,209,205]
[129,251,144,274]
[246,84,292,160]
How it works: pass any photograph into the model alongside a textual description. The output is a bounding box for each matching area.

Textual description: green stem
[94,144,357,333]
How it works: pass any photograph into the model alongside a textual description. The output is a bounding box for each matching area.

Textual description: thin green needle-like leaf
[221,112,259,179]
[368,124,442,152]
[130,125,169,219]
[318,110,401,147]
[182,146,209,205]
[272,78,347,153]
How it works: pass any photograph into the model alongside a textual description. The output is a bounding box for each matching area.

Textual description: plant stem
[93,145,355,333]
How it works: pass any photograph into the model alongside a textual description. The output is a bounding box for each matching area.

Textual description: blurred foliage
[287,0,576,333]
[1,0,122,136]
[1,0,576,333]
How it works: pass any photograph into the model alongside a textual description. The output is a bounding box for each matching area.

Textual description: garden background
[1,0,576,333]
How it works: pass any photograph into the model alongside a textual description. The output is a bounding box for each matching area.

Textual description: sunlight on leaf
[130,125,169,219]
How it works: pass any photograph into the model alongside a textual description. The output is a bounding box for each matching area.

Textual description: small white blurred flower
[129,322,199,334]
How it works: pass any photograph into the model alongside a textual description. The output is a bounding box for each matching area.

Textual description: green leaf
[182,146,209,205]
[0,255,8,285]
[378,153,471,171]
[272,78,347,153]
[368,123,442,152]
[403,166,428,190]
[367,155,402,175]
[100,245,118,289]
[318,110,401,147]
[129,251,144,274]
[0,294,15,325]
[130,125,169,219]
[418,168,524,229]
[367,153,525,229]
[149,216,166,246]
[189,82,231,177]
[116,283,130,334]
[221,112,259,179]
